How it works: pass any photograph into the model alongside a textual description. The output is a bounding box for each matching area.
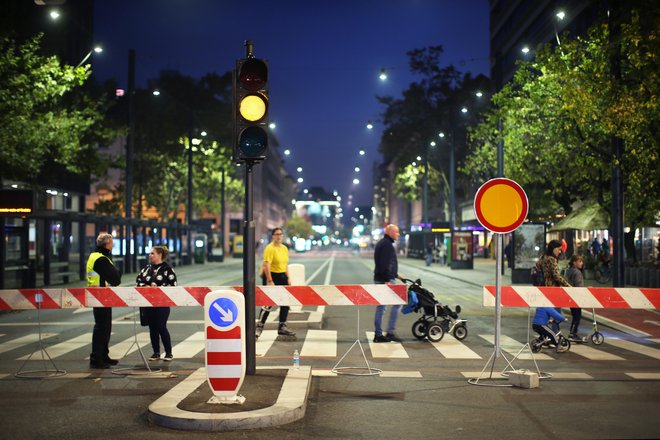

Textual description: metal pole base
[113,307,162,375]
[15,302,67,379]
[331,307,382,377]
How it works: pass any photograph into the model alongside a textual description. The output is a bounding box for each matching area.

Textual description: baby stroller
[402,278,467,342]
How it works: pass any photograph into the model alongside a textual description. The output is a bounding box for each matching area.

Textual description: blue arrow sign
[209,297,239,328]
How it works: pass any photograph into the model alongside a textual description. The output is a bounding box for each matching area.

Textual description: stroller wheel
[453,324,468,340]
[426,322,445,342]
[412,321,427,340]
[591,331,604,345]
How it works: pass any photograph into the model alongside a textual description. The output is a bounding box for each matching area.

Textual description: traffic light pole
[244,161,256,375]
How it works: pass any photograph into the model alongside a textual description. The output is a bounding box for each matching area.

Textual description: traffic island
[147,366,311,432]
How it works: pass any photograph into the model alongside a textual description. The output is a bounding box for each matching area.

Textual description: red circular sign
[474,178,528,233]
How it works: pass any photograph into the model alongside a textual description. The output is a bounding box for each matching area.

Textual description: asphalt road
[0,249,658,439]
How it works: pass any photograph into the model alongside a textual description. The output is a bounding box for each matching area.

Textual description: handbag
[139,307,149,326]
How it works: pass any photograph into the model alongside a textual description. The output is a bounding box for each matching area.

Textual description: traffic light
[233,56,269,163]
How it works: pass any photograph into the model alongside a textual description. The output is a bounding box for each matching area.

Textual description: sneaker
[278,324,296,337]
[255,322,264,339]
[386,333,403,343]
[373,334,389,343]
[148,353,160,361]
[163,354,173,362]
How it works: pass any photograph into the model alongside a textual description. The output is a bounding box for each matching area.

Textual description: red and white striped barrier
[0,284,407,310]
[483,286,660,309]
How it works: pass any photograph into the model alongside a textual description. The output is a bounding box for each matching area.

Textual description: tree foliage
[0,35,117,182]
[377,46,492,217]
[464,8,659,228]
[285,215,313,239]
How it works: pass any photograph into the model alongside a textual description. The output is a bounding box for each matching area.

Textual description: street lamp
[76,45,103,68]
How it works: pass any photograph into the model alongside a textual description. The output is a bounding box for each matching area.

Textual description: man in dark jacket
[373,224,405,343]
[86,233,122,368]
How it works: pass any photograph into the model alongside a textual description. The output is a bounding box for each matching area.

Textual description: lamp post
[126,48,135,274]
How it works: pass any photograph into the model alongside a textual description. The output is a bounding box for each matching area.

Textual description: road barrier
[483,286,660,309]
[0,284,407,310]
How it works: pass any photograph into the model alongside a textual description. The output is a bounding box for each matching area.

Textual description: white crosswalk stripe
[605,338,660,360]
[479,334,554,360]
[301,330,337,357]
[18,333,91,360]
[365,331,408,358]
[431,336,481,359]
[0,333,58,355]
[171,331,205,359]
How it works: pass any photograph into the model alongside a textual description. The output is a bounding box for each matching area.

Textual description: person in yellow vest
[87,232,122,369]
[256,228,295,338]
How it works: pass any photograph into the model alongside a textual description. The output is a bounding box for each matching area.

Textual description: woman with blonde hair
[136,246,177,361]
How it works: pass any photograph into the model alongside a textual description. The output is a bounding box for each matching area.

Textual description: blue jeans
[374,305,402,336]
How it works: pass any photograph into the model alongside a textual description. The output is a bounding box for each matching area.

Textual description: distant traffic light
[233,56,269,162]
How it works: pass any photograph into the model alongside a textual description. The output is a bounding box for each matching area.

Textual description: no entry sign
[204,290,246,399]
[474,178,528,233]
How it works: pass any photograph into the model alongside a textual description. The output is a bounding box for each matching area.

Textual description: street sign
[474,178,528,234]
[204,290,246,399]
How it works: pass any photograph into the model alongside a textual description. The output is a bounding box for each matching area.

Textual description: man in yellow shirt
[256,228,295,338]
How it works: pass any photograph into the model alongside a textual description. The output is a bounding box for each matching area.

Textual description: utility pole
[125,49,135,274]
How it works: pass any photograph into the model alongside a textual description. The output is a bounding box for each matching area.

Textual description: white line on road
[430,336,482,359]
[301,330,337,358]
[366,331,409,358]
[606,338,660,360]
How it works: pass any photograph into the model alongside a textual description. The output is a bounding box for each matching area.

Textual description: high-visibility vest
[86,252,114,287]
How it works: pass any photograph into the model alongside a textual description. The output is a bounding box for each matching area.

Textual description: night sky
[93,0,490,207]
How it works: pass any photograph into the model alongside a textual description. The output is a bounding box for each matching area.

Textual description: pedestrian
[535,239,571,288]
[565,254,585,340]
[438,242,447,266]
[373,224,406,343]
[425,241,434,266]
[256,228,295,338]
[87,232,122,369]
[136,246,177,361]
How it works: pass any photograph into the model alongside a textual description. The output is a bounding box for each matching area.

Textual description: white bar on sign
[207,339,242,352]
[206,364,243,377]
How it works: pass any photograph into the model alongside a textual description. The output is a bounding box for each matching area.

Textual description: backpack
[531,266,544,286]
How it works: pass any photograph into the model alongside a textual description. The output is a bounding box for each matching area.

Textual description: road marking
[479,334,553,360]
[547,372,594,379]
[366,331,409,358]
[569,343,624,360]
[107,332,151,359]
[301,330,337,357]
[461,371,594,380]
[625,372,660,380]
[17,333,91,360]
[256,330,277,357]
[73,308,92,314]
[0,333,58,355]
[606,338,660,360]
[171,331,205,358]
[312,369,422,378]
[430,336,482,359]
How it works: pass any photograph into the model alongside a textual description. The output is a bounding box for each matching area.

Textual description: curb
[147,366,312,432]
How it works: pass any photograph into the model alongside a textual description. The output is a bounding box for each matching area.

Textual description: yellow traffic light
[239,93,268,122]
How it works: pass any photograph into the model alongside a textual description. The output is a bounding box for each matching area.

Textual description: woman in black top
[136,246,177,361]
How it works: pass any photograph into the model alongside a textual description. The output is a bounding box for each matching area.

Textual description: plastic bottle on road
[293,349,300,369]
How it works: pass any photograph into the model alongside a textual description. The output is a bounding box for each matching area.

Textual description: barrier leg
[500,307,551,380]
[112,307,161,376]
[332,307,381,376]
[15,297,66,378]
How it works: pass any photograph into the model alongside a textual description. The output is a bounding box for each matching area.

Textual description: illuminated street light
[416,156,422,161]
[359,149,365,156]
[461,107,468,113]
[269,122,276,129]
[379,68,387,81]
[366,122,373,130]
[430,141,436,147]
[521,46,530,54]
[284,149,291,156]
[296,166,303,173]
[475,91,483,98]
[354,166,360,172]
[152,90,161,96]
[201,131,207,137]
[438,132,445,138]
[49,10,60,20]
[297,177,304,183]
[353,178,360,184]
[556,10,565,20]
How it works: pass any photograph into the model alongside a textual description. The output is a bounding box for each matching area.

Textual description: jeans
[374,279,401,335]
[146,307,172,355]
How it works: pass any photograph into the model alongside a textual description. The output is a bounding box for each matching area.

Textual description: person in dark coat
[373,224,406,343]
[87,233,122,369]
[565,254,585,340]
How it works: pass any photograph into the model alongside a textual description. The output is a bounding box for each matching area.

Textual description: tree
[285,215,313,240]
[377,46,492,219]
[464,8,659,237]
[0,35,117,183]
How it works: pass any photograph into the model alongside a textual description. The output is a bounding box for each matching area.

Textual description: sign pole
[495,233,502,358]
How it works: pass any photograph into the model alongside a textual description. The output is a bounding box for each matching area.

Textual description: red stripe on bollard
[207,352,242,365]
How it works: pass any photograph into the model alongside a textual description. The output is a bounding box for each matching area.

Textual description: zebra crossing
[2,326,659,379]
